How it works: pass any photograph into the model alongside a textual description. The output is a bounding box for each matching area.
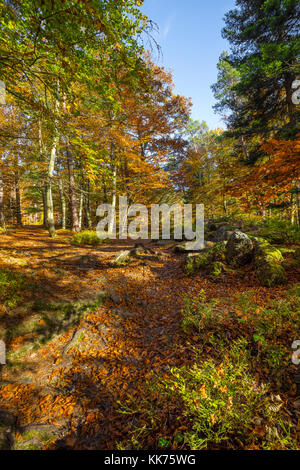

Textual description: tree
[222,0,300,136]
[0,0,152,236]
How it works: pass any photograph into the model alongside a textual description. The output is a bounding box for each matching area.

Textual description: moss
[255,244,286,287]
[256,261,286,288]
[183,243,227,276]
[194,252,210,269]
[211,242,227,262]
[14,429,56,450]
[250,236,270,249]
[266,247,283,263]
[257,245,284,263]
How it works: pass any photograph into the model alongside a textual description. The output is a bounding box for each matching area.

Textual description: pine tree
[222,0,300,136]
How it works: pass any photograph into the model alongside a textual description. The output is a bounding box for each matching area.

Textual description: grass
[0,268,26,308]
[71,230,109,246]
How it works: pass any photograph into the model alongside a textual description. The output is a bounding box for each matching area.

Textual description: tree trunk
[108,142,116,235]
[78,186,84,231]
[84,178,92,229]
[46,92,59,237]
[240,136,249,161]
[15,174,22,226]
[9,196,14,225]
[285,74,298,127]
[46,180,55,236]
[58,178,66,230]
[291,191,299,226]
[84,198,92,229]
[0,167,5,227]
[42,185,47,227]
[66,143,79,233]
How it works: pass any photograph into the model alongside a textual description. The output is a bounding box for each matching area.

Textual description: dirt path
[0,227,299,449]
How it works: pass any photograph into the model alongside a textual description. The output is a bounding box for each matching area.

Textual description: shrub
[71,230,108,246]
[181,290,219,333]
[257,219,300,245]
[182,288,300,387]
[119,339,296,450]
[119,288,299,450]
[154,340,272,450]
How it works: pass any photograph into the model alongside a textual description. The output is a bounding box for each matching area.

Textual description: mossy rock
[256,245,284,263]
[226,231,254,266]
[256,260,286,287]
[183,242,226,275]
[250,236,270,249]
[255,244,286,287]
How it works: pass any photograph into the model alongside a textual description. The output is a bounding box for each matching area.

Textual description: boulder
[226,230,254,266]
[174,241,212,253]
[183,242,226,275]
[214,226,234,242]
[254,242,286,287]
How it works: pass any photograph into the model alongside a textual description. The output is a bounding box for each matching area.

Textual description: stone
[174,241,207,253]
[173,242,192,253]
[226,230,254,266]
[112,250,132,266]
[0,409,16,428]
[254,244,286,287]
[214,226,233,242]
[183,242,227,275]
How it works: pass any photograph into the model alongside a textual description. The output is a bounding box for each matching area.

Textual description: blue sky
[141,0,236,129]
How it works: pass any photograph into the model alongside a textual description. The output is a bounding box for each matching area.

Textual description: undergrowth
[71,230,108,246]
[118,286,300,450]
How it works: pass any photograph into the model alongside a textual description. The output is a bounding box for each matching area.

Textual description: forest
[0,0,299,452]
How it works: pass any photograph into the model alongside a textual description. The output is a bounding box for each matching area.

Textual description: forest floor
[0,226,299,450]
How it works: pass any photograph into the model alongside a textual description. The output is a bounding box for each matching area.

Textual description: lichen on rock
[225,230,254,267]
